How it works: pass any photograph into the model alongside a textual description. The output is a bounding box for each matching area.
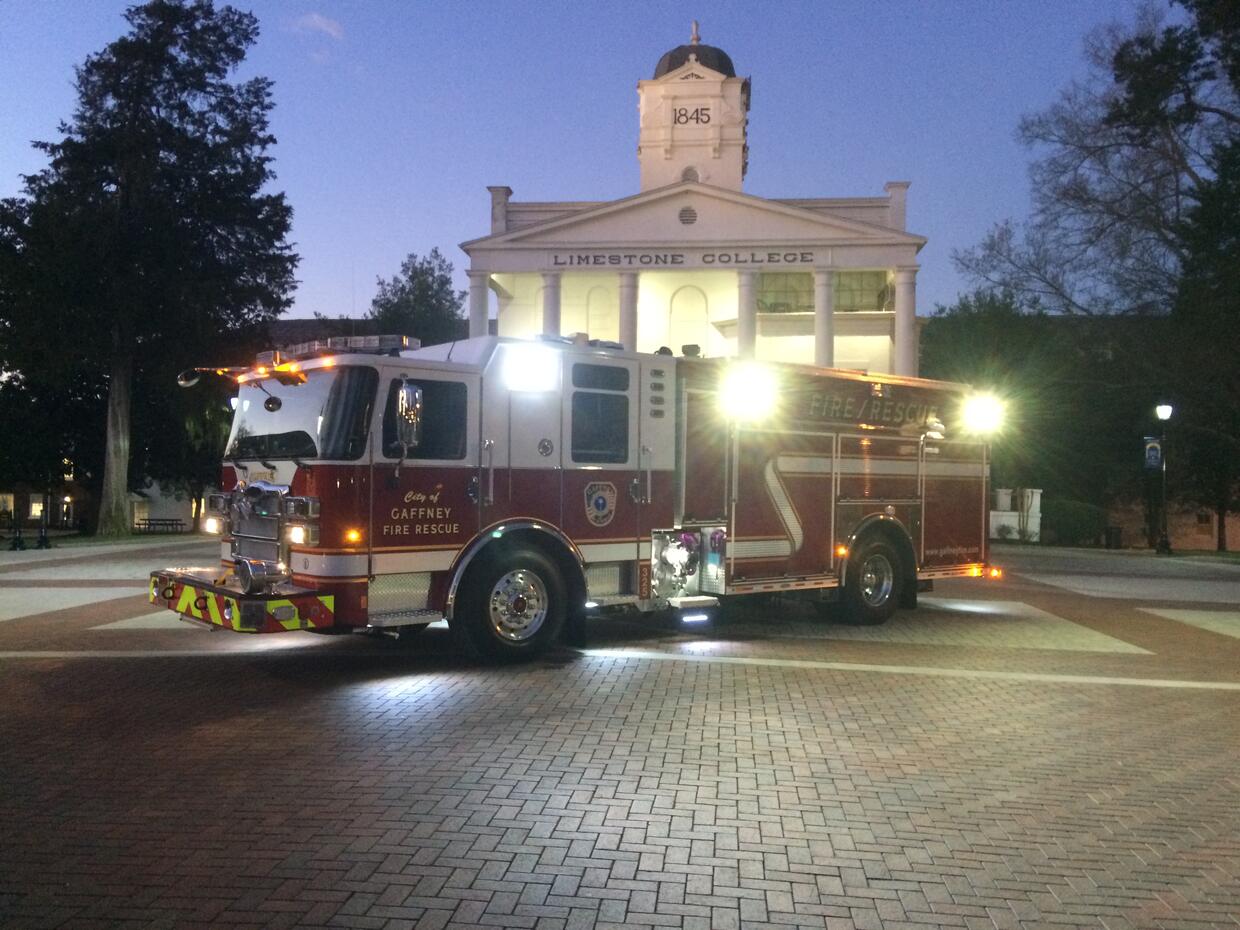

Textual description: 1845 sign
[673,106,711,125]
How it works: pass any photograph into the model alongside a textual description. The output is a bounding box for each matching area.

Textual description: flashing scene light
[988,566,1003,580]
[961,393,1005,434]
[681,612,710,624]
[719,362,778,421]
[834,544,849,558]
[203,516,223,535]
[344,528,363,544]
[503,344,560,392]
[1155,403,1174,422]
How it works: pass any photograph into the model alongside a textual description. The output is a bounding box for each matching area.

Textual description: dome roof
[654,43,736,79]
[654,23,735,78]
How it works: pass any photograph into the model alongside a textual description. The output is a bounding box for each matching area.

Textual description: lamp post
[1155,403,1173,555]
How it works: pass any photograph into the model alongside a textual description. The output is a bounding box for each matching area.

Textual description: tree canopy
[367,249,467,347]
[0,0,297,534]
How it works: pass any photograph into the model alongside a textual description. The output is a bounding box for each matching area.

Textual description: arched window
[681,167,699,183]
[668,285,708,353]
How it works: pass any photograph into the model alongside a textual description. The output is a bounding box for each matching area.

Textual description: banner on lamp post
[1143,436,1162,471]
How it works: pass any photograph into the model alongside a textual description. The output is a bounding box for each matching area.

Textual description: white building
[462,26,926,375]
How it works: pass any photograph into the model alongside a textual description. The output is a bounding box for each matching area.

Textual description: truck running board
[367,609,443,629]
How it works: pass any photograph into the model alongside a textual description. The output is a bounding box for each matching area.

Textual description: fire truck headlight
[719,363,778,422]
[286,524,319,547]
[961,393,1005,434]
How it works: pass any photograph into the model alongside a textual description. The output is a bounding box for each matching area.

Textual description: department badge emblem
[584,481,617,527]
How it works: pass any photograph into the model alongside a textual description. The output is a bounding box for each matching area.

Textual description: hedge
[1040,498,1108,546]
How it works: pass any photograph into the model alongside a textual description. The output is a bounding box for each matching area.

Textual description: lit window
[757,273,812,314]
[834,271,893,313]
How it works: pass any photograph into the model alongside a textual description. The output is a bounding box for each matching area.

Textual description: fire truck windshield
[225,366,378,461]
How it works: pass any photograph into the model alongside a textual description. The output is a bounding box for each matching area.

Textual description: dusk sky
[1,0,1153,320]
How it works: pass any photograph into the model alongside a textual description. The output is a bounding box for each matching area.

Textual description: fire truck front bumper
[148,570,335,634]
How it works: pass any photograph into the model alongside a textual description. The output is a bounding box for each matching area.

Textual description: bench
[135,518,186,534]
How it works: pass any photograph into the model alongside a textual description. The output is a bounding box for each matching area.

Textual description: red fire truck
[150,333,1002,660]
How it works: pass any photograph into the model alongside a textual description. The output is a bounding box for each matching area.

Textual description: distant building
[461,24,925,375]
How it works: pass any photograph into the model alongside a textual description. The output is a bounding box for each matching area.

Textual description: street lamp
[1155,403,1173,554]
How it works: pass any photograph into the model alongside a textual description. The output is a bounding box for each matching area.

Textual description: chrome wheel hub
[859,553,894,608]
[488,569,548,642]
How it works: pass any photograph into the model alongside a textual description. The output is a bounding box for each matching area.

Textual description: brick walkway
[0,542,1238,929]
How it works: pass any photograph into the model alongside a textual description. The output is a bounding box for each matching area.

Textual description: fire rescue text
[384,505,459,536]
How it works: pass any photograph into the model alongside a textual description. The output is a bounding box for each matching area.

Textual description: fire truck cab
[151,333,999,660]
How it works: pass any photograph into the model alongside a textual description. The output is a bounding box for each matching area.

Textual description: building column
[736,270,757,359]
[894,266,918,376]
[541,272,561,336]
[618,272,639,351]
[467,271,490,338]
[813,269,834,368]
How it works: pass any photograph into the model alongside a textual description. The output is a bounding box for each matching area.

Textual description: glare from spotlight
[503,344,560,392]
[961,394,1005,434]
[719,363,778,421]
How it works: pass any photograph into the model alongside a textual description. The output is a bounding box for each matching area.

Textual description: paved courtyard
[1,540,1239,929]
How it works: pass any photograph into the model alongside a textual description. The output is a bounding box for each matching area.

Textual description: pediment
[463,182,925,250]
[660,60,722,82]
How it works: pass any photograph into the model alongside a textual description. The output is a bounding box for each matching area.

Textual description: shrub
[1041,498,1107,546]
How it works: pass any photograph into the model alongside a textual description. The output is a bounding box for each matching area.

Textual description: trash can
[1104,526,1122,549]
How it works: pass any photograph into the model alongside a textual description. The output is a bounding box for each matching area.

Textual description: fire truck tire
[452,546,567,662]
[841,538,904,625]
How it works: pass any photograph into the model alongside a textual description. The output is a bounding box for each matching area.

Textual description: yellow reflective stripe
[175,585,200,618]
[205,593,223,626]
[265,598,300,631]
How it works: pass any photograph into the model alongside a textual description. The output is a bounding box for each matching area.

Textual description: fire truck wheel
[841,538,904,625]
[454,547,567,661]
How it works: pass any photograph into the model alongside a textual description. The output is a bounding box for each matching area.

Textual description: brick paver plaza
[1,540,1238,929]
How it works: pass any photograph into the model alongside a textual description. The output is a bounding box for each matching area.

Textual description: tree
[0,0,297,535]
[1169,138,1240,548]
[368,249,467,346]
[956,3,1238,317]
[953,1,1239,548]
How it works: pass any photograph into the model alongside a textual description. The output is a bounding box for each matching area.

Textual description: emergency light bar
[276,334,420,362]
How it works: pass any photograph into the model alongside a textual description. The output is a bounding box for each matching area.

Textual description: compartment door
[559,358,640,578]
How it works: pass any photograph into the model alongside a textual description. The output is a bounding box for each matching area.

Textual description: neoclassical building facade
[461,27,925,375]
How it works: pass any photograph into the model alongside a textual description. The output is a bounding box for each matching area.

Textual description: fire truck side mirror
[397,381,423,453]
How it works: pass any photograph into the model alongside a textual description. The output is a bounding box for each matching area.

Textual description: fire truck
[150,333,1002,660]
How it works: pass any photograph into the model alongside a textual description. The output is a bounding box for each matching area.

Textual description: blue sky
[0,0,1149,318]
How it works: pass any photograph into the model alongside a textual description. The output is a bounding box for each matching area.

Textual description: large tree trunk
[1218,499,1229,553]
[96,349,133,537]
